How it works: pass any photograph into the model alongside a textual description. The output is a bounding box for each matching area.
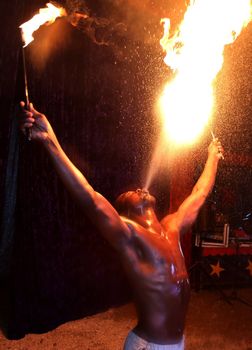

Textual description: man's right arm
[20,102,131,250]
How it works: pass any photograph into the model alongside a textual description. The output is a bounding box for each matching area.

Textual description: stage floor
[0,288,252,349]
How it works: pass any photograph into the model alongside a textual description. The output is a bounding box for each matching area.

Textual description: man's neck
[130,208,163,235]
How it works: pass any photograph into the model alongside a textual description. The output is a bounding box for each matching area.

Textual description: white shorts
[123,331,185,350]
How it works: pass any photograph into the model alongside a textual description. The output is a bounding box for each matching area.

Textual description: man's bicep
[176,190,206,230]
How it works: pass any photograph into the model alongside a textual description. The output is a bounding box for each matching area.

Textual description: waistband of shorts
[130,331,185,350]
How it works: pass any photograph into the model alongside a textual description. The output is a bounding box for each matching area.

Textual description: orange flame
[20,3,67,47]
[159,0,252,145]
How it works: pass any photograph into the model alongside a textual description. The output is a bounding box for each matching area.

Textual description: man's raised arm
[162,139,223,234]
[20,102,131,249]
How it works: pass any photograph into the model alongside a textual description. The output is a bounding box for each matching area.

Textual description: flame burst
[159,0,252,145]
[20,3,67,47]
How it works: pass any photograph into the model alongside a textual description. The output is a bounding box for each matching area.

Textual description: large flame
[159,0,252,145]
[20,3,67,47]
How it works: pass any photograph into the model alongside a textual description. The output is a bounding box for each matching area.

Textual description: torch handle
[25,114,32,141]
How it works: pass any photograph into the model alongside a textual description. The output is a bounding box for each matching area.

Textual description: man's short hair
[114,191,135,216]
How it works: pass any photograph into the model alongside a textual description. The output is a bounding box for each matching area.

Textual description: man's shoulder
[161,213,180,235]
[120,216,141,232]
[161,212,177,226]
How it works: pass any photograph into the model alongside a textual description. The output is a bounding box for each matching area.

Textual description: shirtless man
[20,102,223,349]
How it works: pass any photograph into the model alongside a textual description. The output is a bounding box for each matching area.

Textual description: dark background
[0,0,252,339]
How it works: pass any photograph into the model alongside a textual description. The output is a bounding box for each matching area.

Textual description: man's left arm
[163,139,223,234]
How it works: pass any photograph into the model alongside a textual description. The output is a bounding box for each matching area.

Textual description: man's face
[127,189,156,213]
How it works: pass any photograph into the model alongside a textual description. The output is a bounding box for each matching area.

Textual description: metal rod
[210,129,224,160]
[210,129,215,140]
[21,47,30,107]
[20,29,32,141]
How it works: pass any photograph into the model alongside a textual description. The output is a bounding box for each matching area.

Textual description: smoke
[67,10,127,48]
[47,1,127,60]
[54,0,185,52]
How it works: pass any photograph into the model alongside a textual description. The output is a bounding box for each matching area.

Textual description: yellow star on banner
[246,259,252,276]
[210,261,225,277]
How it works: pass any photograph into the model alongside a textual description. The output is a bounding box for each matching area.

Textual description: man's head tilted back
[115,189,156,218]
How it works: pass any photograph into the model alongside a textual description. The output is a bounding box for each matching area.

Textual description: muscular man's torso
[120,218,190,344]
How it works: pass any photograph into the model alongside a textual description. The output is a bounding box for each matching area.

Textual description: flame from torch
[20,3,66,47]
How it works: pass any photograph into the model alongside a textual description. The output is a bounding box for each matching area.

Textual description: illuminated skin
[20,102,223,345]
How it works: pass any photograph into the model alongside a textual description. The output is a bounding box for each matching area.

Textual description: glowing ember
[20,3,67,47]
[159,0,252,145]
